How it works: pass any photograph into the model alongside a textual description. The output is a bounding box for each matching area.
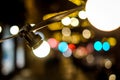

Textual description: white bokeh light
[10,25,19,35]
[78,10,87,19]
[70,17,79,27]
[32,40,50,58]
[0,26,2,33]
[85,0,120,31]
[61,17,71,26]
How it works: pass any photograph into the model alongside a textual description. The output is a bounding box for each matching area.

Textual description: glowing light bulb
[10,25,19,35]
[32,41,50,58]
[85,0,120,31]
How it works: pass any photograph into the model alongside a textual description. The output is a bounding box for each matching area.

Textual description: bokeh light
[82,29,91,39]
[58,42,68,53]
[48,38,59,48]
[86,54,95,64]
[109,74,116,80]
[107,37,117,47]
[71,33,81,44]
[68,43,76,51]
[10,25,19,35]
[62,27,71,36]
[74,46,88,58]
[70,17,79,27]
[103,42,110,51]
[63,48,72,57]
[86,43,94,54]
[61,17,71,26]
[78,10,87,19]
[94,41,102,51]
[0,26,2,33]
[104,59,112,69]
[85,0,120,31]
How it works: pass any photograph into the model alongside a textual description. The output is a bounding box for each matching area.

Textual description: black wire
[0,34,18,43]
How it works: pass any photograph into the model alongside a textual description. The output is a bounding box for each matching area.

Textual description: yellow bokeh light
[68,0,82,6]
[71,33,81,44]
[48,22,63,30]
[107,37,117,47]
[52,32,62,41]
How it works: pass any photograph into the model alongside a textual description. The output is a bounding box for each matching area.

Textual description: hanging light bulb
[19,25,50,58]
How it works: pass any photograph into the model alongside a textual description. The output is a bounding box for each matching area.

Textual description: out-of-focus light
[62,36,71,43]
[94,41,102,51]
[70,17,79,27]
[61,17,71,26]
[68,43,76,51]
[48,22,63,30]
[32,40,50,58]
[69,0,82,6]
[85,0,120,32]
[71,33,81,44]
[0,26,2,33]
[78,10,87,19]
[74,46,88,58]
[109,74,116,80]
[82,29,91,39]
[86,54,95,64]
[86,43,94,54]
[63,48,72,57]
[53,32,62,41]
[103,42,110,51]
[30,24,35,27]
[48,38,59,48]
[58,42,68,53]
[62,27,71,36]
[104,59,112,69]
[107,37,117,47]
[10,25,19,35]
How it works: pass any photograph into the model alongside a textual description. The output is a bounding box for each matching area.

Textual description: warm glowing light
[86,43,94,54]
[71,33,81,44]
[78,10,87,19]
[107,37,117,47]
[70,17,79,27]
[68,44,76,51]
[61,17,71,26]
[48,38,59,48]
[109,74,116,80]
[63,48,72,57]
[86,54,95,64]
[85,0,120,31]
[0,26,2,33]
[94,41,102,51]
[58,42,68,53]
[10,25,19,35]
[104,59,112,69]
[32,41,50,58]
[30,24,35,27]
[74,46,88,58]
[62,27,71,36]
[82,29,91,39]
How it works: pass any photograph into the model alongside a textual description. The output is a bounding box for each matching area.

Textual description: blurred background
[0,0,120,80]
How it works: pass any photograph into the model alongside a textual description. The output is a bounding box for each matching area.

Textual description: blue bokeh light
[94,41,102,51]
[58,42,68,53]
[103,42,110,51]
